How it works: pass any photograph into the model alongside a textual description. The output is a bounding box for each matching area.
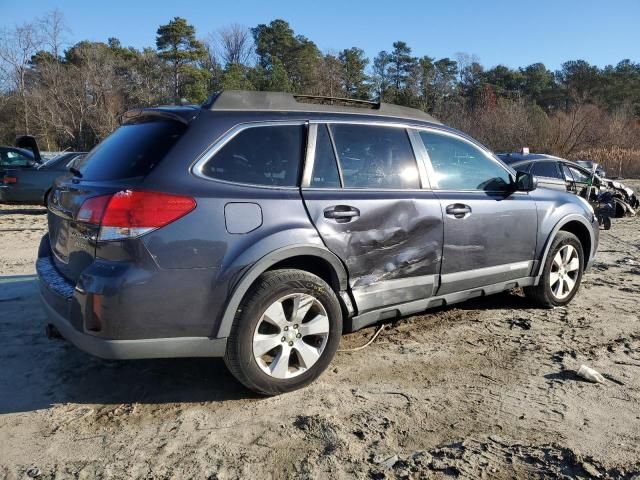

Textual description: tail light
[76,190,196,241]
[3,176,17,184]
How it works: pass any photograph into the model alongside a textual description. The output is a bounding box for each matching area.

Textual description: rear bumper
[40,291,226,359]
[37,242,226,360]
[0,185,33,203]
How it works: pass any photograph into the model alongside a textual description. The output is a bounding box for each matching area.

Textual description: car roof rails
[204,90,441,124]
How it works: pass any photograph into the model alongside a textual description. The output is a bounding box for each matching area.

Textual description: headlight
[576,195,594,214]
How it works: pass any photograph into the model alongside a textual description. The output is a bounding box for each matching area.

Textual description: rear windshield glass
[75,118,186,180]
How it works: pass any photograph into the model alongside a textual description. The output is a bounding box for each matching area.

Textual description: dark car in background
[0,152,85,204]
[497,153,596,196]
[0,146,37,176]
[498,152,637,220]
[1,135,46,178]
[37,91,599,395]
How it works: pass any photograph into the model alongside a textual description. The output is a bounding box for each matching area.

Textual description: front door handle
[446,203,472,219]
[324,205,360,223]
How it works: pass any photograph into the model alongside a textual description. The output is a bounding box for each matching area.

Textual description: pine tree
[388,41,417,93]
[221,63,255,90]
[267,57,292,92]
[339,47,370,99]
[156,17,206,103]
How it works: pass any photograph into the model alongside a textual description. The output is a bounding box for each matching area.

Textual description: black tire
[524,231,584,308]
[224,269,342,395]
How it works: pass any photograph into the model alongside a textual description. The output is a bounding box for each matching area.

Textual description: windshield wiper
[69,167,83,178]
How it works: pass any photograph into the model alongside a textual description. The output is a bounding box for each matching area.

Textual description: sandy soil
[0,188,639,479]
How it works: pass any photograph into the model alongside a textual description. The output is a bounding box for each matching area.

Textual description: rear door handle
[324,205,360,223]
[445,203,472,219]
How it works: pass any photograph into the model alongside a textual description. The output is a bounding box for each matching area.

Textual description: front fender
[534,213,597,280]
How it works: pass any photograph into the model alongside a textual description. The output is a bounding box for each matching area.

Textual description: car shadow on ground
[449,290,539,311]
[0,276,258,415]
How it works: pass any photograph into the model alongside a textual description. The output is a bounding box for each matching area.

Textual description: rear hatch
[47,111,191,283]
[15,135,42,163]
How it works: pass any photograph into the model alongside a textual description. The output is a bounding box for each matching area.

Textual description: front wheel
[524,231,584,308]
[224,269,342,395]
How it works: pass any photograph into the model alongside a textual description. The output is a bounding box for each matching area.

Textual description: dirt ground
[0,186,639,480]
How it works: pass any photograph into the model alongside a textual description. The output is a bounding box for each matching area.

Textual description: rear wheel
[525,231,584,307]
[224,269,342,395]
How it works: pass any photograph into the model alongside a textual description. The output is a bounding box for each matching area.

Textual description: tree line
[1,12,639,175]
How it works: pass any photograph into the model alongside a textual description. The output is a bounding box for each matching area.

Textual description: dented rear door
[301,123,444,314]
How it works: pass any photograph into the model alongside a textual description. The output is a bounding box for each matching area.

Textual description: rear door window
[75,118,186,180]
[329,124,420,189]
[310,124,341,188]
[203,124,304,187]
[531,161,562,179]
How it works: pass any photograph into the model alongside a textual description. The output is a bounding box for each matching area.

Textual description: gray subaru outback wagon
[37,91,599,395]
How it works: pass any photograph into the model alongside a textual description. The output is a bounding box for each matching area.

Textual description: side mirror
[515,171,537,192]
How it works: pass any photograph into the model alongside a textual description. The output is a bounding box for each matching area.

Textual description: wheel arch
[535,215,594,278]
[216,245,349,338]
[43,187,52,206]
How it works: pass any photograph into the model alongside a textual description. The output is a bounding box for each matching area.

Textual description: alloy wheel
[549,245,580,300]
[252,293,330,379]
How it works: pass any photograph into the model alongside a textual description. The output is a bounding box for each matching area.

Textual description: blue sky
[1,0,638,70]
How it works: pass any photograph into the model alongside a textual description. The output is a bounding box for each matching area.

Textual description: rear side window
[76,118,186,180]
[329,124,420,189]
[203,125,304,186]
[531,161,562,179]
